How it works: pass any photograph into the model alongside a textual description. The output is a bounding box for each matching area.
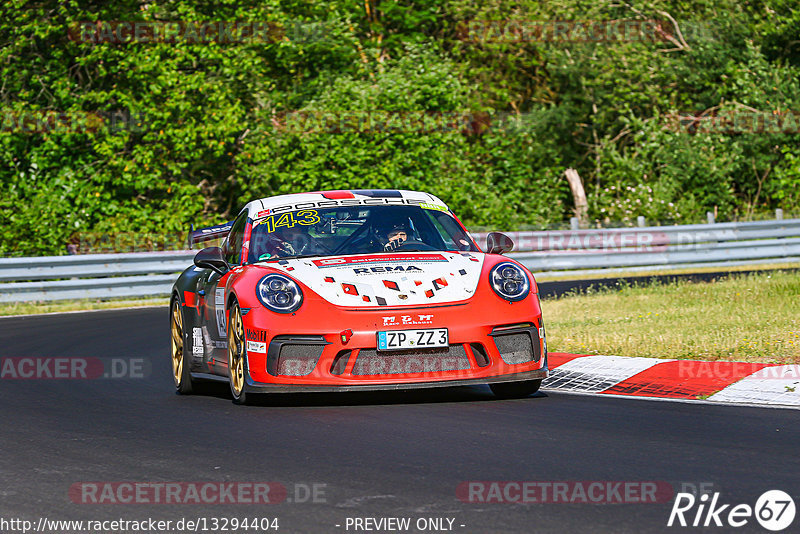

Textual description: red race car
[171,189,547,404]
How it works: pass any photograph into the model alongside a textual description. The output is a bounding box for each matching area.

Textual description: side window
[224,213,247,265]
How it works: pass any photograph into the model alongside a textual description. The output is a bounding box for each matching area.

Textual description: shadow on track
[184,380,547,407]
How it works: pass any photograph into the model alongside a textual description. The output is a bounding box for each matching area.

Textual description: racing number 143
[260,210,320,233]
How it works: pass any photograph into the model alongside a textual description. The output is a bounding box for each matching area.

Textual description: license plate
[377,328,448,351]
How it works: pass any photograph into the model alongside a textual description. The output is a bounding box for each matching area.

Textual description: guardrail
[0,252,195,303]
[1,219,799,302]
[473,218,800,273]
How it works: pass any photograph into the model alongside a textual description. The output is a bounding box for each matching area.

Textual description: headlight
[256,274,303,313]
[489,262,530,302]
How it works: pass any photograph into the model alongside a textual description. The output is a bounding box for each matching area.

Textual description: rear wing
[188,221,233,249]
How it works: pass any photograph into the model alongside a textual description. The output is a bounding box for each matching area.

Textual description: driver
[258,225,306,260]
[375,217,412,252]
[384,224,408,251]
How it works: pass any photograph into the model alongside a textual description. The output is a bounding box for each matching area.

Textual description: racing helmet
[373,214,413,245]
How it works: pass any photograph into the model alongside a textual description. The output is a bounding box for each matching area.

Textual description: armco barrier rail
[473,218,800,272]
[0,251,195,303]
[1,219,799,302]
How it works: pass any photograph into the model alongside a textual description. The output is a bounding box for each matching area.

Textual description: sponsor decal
[420,202,448,212]
[259,197,428,215]
[192,327,204,355]
[313,254,446,267]
[256,209,271,217]
[246,341,267,354]
[214,288,226,338]
[382,314,434,327]
[353,265,423,274]
[246,328,267,342]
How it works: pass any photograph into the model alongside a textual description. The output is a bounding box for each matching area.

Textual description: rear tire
[490,379,541,399]
[170,297,194,394]
[227,301,251,405]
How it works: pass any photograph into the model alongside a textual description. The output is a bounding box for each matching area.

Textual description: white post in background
[706,211,715,224]
[776,208,784,220]
[637,216,646,227]
[564,168,587,228]
[570,217,580,230]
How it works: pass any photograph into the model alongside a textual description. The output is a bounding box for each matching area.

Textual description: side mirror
[194,247,230,275]
[486,232,514,255]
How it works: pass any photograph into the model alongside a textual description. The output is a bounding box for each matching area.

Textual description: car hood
[266,252,485,307]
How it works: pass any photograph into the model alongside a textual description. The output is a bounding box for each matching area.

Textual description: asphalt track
[1,308,799,534]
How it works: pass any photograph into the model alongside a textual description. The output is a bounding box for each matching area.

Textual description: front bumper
[240,291,547,392]
[244,368,547,393]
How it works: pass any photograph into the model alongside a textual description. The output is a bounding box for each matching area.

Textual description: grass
[0,297,169,317]
[541,270,800,363]
[535,261,800,281]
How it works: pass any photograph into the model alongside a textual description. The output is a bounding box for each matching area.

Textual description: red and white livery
[170,189,547,404]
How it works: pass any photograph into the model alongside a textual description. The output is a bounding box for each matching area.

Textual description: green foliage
[1,0,799,255]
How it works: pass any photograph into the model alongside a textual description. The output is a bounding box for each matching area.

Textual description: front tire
[170,297,194,394]
[227,301,251,405]
[490,379,542,399]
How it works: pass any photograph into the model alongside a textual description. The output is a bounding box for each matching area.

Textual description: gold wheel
[171,299,184,386]
[228,303,246,398]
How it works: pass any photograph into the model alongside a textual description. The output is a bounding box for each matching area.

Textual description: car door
[201,211,248,371]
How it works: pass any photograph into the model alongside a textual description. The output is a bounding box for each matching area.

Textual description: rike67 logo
[668,490,796,531]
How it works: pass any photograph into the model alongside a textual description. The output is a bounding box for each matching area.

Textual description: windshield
[247,205,478,262]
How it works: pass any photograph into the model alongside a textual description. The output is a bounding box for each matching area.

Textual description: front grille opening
[267,335,329,377]
[469,343,490,367]
[276,344,324,376]
[352,345,471,376]
[330,350,352,375]
[494,333,537,365]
